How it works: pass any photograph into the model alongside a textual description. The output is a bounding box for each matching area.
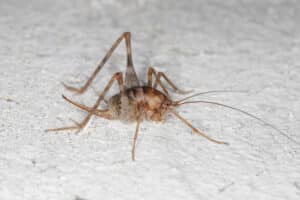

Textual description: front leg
[147,67,191,98]
[46,72,125,132]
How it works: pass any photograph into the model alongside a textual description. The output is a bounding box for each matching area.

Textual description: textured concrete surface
[0,0,300,199]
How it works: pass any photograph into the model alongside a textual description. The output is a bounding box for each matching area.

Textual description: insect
[46,32,298,160]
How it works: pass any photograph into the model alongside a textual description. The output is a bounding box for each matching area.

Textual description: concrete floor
[0,0,300,199]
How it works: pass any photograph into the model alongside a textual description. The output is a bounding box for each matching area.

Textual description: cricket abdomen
[107,86,172,122]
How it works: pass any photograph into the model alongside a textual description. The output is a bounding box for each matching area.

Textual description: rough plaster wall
[0,0,300,199]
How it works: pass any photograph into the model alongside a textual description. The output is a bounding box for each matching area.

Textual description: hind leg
[63,32,139,94]
[46,72,125,132]
[60,95,114,120]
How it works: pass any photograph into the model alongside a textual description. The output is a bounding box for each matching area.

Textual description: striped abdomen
[107,87,172,122]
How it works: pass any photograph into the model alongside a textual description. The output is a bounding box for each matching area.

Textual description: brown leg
[147,67,170,97]
[46,72,125,132]
[63,32,139,94]
[155,71,192,94]
[147,67,191,98]
[60,95,114,119]
[170,109,228,145]
[131,112,143,161]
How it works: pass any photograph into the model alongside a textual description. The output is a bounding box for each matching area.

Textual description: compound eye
[162,101,171,109]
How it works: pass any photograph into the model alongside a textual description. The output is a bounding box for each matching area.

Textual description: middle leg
[131,109,143,161]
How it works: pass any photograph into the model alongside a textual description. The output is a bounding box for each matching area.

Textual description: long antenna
[178,100,300,146]
[176,90,248,104]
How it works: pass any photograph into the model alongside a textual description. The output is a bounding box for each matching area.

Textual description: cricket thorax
[107,87,172,122]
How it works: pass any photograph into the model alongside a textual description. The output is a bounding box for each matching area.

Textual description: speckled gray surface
[1,0,300,199]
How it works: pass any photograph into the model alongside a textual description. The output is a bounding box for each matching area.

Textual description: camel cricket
[46,32,297,161]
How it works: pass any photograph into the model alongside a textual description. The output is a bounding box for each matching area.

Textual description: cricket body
[107,87,172,122]
[47,32,297,161]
